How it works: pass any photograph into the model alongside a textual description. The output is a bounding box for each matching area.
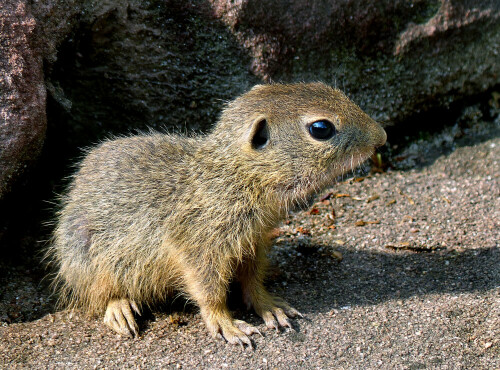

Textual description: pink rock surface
[0,1,46,198]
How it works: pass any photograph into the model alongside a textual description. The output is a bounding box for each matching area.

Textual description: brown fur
[47,82,386,346]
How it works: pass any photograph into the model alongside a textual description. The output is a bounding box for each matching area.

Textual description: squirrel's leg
[103,298,141,337]
[181,256,261,348]
[238,245,302,331]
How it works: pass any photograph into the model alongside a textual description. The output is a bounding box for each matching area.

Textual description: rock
[210,0,500,122]
[39,0,256,161]
[0,0,47,199]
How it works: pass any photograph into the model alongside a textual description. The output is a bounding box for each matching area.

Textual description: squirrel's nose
[374,127,387,148]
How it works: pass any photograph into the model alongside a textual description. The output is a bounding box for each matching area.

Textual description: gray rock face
[211,0,500,121]
[41,1,255,144]
[0,0,499,201]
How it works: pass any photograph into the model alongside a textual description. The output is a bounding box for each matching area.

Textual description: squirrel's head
[212,82,386,207]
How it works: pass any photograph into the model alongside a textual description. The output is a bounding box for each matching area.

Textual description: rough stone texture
[0,1,46,199]
[210,0,500,122]
[40,0,256,162]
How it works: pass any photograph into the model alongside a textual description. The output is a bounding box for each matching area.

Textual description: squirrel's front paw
[253,295,303,331]
[202,309,261,348]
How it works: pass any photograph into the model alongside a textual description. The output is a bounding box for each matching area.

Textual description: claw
[130,300,141,316]
[204,313,259,349]
[234,319,262,337]
[222,327,252,349]
[273,307,290,328]
[104,298,140,337]
[284,306,303,318]
[252,293,302,332]
[262,311,279,331]
[239,334,252,350]
[279,317,292,329]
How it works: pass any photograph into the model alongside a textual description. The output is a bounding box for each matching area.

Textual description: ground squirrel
[48,82,386,347]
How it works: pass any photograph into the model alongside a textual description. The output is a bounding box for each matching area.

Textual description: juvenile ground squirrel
[48,82,386,347]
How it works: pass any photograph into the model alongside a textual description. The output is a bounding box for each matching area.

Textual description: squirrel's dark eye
[308,120,336,140]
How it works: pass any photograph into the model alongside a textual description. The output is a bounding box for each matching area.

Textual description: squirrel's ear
[248,117,269,150]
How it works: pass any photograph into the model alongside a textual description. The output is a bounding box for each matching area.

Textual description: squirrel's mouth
[277,149,374,201]
[335,148,375,174]
[276,148,375,205]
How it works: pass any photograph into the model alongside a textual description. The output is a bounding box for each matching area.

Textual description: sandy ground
[0,114,499,368]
